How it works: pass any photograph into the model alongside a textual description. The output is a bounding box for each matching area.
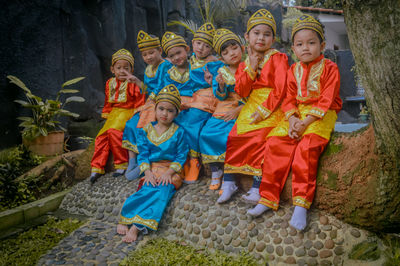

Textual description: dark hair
[291,18,325,43]
[248,24,275,38]
[221,39,241,53]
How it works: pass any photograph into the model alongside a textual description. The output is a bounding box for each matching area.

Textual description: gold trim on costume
[201,153,226,164]
[122,140,138,153]
[119,214,158,230]
[259,197,279,210]
[137,30,161,52]
[115,162,128,170]
[108,78,128,103]
[218,66,236,85]
[189,55,206,70]
[291,14,325,42]
[169,162,182,172]
[257,105,272,119]
[145,60,164,78]
[112,49,134,68]
[224,163,262,176]
[284,108,299,120]
[295,59,325,101]
[143,122,179,146]
[189,149,200,158]
[259,49,279,70]
[91,167,105,174]
[293,196,312,209]
[212,28,241,55]
[247,9,276,35]
[140,162,150,173]
[101,113,109,119]
[244,57,257,80]
[308,107,325,118]
[168,66,190,83]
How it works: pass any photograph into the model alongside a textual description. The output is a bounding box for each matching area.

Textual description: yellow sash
[236,88,283,135]
[268,104,337,140]
[97,107,135,137]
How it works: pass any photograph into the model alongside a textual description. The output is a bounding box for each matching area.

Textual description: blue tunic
[122,60,172,153]
[199,65,243,163]
[119,122,188,231]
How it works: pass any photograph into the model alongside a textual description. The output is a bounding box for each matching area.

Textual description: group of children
[89,9,342,243]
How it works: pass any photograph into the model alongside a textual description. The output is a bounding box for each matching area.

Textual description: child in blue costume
[199,28,245,190]
[122,30,172,180]
[175,23,224,183]
[117,84,188,243]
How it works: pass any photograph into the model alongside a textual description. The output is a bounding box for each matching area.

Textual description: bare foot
[122,225,138,243]
[117,224,128,235]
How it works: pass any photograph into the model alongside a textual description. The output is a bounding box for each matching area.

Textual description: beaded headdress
[193,22,216,47]
[137,30,161,52]
[156,84,181,111]
[291,14,325,42]
[161,32,188,55]
[112,49,134,68]
[247,8,276,36]
[213,28,241,55]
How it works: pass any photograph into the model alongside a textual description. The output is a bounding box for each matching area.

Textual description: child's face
[192,40,213,59]
[167,46,189,68]
[245,24,274,53]
[292,29,325,64]
[141,48,162,66]
[155,101,178,126]
[221,43,243,66]
[110,59,132,81]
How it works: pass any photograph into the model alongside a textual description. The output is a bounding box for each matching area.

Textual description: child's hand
[288,115,302,139]
[143,170,157,187]
[123,70,143,87]
[247,46,263,72]
[223,105,242,122]
[215,73,226,91]
[203,66,213,86]
[250,110,263,124]
[158,172,173,186]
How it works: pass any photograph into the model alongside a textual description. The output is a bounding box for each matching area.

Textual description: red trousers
[91,128,128,174]
[224,124,272,176]
[259,133,328,210]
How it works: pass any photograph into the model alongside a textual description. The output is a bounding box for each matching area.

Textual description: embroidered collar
[258,48,279,70]
[300,54,324,69]
[189,54,206,70]
[145,59,165,78]
[108,78,128,103]
[143,122,179,146]
[218,65,236,85]
[168,65,190,83]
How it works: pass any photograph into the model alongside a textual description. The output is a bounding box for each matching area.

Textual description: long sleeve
[234,59,257,98]
[257,53,289,119]
[128,83,146,109]
[136,128,151,173]
[170,128,189,173]
[101,79,112,118]
[308,62,341,118]
[281,68,300,119]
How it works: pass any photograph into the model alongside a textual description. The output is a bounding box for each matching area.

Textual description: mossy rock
[349,240,380,261]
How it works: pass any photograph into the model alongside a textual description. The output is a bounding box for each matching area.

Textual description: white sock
[289,206,308,231]
[247,204,270,217]
[217,181,237,204]
[211,169,223,185]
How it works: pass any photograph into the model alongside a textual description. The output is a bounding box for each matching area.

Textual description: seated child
[122,31,172,180]
[90,49,145,183]
[218,9,289,204]
[199,28,244,190]
[249,15,342,231]
[116,84,189,242]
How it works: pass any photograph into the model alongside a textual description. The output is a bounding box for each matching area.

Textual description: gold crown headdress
[156,84,181,111]
[193,22,215,46]
[291,14,325,42]
[137,30,161,52]
[213,28,241,55]
[112,49,134,68]
[161,32,188,55]
[247,8,276,35]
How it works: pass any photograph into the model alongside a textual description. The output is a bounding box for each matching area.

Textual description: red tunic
[224,49,289,176]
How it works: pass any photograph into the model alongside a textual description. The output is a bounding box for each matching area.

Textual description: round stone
[297,259,307,266]
[295,247,306,257]
[273,237,282,244]
[281,220,289,229]
[294,237,303,247]
[257,234,264,241]
[191,235,199,243]
[239,214,247,220]
[307,258,318,266]
[189,215,196,223]
[325,239,335,249]
[202,230,211,239]
[330,230,338,239]
[304,240,313,249]
[280,229,288,237]
[217,228,224,235]
[184,204,190,211]
[285,246,294,255]
[270,231,279,238]
[255,242,266,252]
[320,250,333,258]
[314,241,324,250]
[334,246,344,255]
[177,230,184,237]
[241,238,250,247]
[331,219,342,229]
[223,235,232,245]
[322,225,332,231]
[193,226,200,235]
[289,227,297,236]
[222,219,229,227]
[285,256,296,264]
[265,221,273,228]
[249,228,258,237]
[255,217,265,223]
[264,235,270,243]
[274,218,283,223]
[232,228,240,239]
[232,239,241,247]
[318,232,327,240]
[209,223,216,231]
[277,209,285,216]
[307,231,316,240]
[177,221,182,228]
[350,228,361,238]
[248,242,256,252]
[284,237,294,244]
[276,246,284,256]
[211,233,217,241]
[266,244,274,254]
[231,218,239,226]
[209,215,216,223]
[240,231,247,239]
[187,224,193,234]
[247,223,256,231]
[319,216,329,225]
[308,249,318,257]
[333,256,342,265]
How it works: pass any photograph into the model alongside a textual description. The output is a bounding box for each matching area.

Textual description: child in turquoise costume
[117,84,188,243]
[122,30,172,180]
[174,22,224,183]
[199,28,245,190]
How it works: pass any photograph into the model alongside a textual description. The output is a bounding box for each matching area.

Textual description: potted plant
[8,75,85,156]
[359,105,369,123]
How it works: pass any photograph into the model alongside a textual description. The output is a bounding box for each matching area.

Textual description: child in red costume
[248,15,342,231]
[90,49,145,183]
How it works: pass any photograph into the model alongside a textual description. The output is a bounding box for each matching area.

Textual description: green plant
[8,75,85,140]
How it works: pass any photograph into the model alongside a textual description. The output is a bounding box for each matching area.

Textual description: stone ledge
[0,189,71,232]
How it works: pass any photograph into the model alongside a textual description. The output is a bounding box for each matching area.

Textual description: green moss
[349,240,380,261]
[326,170,338,190]
[323,140,343,156]
[342,172,353,185]
[121,238,261,265]
[382,234,400,266]
[0,217,83,266]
